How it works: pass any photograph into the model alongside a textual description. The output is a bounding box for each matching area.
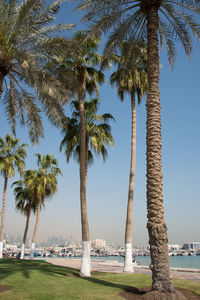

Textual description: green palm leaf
[60,98,114,165]
[0,0,74,143]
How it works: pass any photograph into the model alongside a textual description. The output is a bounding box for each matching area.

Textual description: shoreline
[43,258,200,281]
[43,257,200,273]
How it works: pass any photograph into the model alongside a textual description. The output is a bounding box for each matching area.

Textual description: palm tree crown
[110,40,148,102]
[0,134,27,178]
[77,1,200,66]
[60,98,115,165]
[25,154,62,205]
[13,178,37,217]
[0,0,74,142]
[55,31,105,98]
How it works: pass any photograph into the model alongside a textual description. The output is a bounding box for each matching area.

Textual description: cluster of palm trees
[14,154,62,260]
[0,134,61,260]
[0,0,200,298]
[76,1,200,297]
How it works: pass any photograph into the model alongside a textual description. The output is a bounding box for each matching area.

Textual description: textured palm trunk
[78,72,90,277]
[84,137,89,186]
[0,174,8,259]
[30,201,41,260]
[146,6,174,293]
[124,91,136,273]
[0,73,4,100]
[21,210,31,259]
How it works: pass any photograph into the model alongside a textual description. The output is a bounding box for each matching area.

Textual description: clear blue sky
[0,1,199,247]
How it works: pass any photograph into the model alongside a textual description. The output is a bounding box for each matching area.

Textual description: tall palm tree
[56,32,105,276]
[13,177,37,259]
[0,0,73,143]
[25,154,61,259]
[60,98,114,184]
[110,40,148,273]
[0,134,27,258]
[77,0,200,295]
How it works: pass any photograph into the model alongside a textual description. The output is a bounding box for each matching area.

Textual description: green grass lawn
[0,258,200,299]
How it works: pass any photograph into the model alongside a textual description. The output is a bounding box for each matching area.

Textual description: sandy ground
[44,258,200,281]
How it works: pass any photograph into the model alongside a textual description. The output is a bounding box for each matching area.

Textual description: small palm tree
[25,154,61,259]
[0,0,73,142]
[55,31,105,276]
[77,0,200,294]
[13,177,37,259]
[0,134,27,258]
[60,98,115,183]
[110,40,148,273]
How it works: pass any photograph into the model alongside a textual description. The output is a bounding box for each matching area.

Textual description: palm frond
[78,0,200,68]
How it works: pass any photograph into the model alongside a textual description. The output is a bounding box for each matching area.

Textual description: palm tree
[25,154,61,259]
[0,134,27,258]
[13,177,37,259]
[60,98,115,183]
[110,40,148,273]
[55,32,104,276]
[0,0,73,143]
[77,0,200,295]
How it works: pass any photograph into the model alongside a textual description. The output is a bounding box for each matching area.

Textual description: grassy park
[0,259,200,299]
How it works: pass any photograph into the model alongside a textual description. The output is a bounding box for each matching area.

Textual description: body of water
[134,255,200,269]
[62,255,200,269]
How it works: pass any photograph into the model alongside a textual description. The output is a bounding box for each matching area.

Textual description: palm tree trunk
[0,73,4,100]
[78,72,90,276]
[146,6,174,293]
[30,201,41,260]
[0,174,8,259]
[84,137,89,186]
[21,210,31,259]
[124,90,136,273]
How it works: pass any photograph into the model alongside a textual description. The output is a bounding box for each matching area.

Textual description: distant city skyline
[3,232,200,249]
[0,2,199,247]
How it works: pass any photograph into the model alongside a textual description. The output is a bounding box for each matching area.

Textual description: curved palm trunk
[79,73,90,277]
[0,174,8,259]
[21,210,31,259]
[30,202,41,260]
[124,91,136,273]
[146,6,174,293]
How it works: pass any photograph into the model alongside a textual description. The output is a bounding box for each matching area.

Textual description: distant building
[92,239,106,248]
[168,244,181,251]
[182,242,200,250]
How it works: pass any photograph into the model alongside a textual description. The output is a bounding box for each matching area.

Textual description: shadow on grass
[0,258,79,281]
[0,258,148,297]
[80,275,147,296]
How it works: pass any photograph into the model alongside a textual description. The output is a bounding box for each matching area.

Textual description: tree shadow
[80,275,148,296]
[0,258,148,297]
[0,258,79,281]
[0,259,32,280]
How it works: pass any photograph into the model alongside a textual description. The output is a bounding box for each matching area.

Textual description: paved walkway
[44,258,200,282]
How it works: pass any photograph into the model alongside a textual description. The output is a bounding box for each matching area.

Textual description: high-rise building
[182,242,200,250]
[92,239,106,248]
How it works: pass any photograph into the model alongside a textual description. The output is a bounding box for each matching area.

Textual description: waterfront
[60,255,200,269]
[133,255,200,269]
[44,257,200,282]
